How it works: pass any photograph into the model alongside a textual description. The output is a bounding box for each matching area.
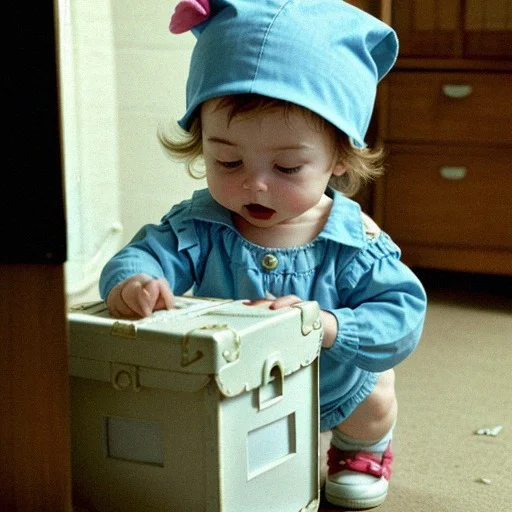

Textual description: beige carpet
[319,269,512,511]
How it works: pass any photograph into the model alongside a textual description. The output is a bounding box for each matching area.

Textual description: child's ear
[332,161,347,177]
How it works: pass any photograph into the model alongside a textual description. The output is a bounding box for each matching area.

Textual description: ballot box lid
[68,296,322,397]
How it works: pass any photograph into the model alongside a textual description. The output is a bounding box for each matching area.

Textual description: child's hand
[244,294,337,349]
[107,273,174,318]
[244,294,303,310]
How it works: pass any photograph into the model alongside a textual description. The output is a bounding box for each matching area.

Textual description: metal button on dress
[261,254,279,270]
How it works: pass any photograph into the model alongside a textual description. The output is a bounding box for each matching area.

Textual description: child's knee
[366,369,397,422]
[335,370,397,438]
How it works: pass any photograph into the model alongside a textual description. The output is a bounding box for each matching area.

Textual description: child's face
[201,99,346,229]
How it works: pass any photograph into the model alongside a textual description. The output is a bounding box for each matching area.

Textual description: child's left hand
[244,294,337,349]
[243,294,303,310]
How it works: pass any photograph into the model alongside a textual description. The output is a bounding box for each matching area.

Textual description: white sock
[331,423,394,455]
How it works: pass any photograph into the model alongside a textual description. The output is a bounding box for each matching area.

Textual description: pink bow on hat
[170,0,211,34]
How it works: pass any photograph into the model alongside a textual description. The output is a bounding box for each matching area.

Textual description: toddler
[100,1,427,509]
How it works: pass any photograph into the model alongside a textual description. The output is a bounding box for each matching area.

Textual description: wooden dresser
[373,0,512,276]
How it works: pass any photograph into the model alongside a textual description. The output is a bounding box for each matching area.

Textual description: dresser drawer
[383,72,512,145]
[381,145,512,250]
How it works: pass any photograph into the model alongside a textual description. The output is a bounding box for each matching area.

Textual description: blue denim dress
[100,188,427,430]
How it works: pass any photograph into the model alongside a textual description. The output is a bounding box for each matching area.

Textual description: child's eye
[218,160,242,169]
[275,165,302,174]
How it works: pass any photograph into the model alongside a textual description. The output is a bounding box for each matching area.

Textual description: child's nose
[242,170,268,192]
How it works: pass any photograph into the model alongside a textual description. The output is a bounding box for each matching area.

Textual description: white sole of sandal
[325,474,389,509]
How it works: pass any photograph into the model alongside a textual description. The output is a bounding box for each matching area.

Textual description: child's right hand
[106,273,175,318]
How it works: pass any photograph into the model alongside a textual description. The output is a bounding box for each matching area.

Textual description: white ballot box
[68,297,322,512]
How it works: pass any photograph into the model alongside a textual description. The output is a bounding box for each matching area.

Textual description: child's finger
[107,282,140,318]
[144,278,175,312]
[121,280,152,317]
[269,295,303,310]
[139,287,157,317]
[155,278,175,310]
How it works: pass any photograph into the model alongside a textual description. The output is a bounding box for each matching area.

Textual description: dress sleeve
[325,232,427,373]
[99,203,199,300]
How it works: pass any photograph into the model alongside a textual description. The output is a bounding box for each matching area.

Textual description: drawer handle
[439,166,467,180]
[442,84,473,99]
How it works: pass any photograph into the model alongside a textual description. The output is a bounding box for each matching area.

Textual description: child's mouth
[245,204,276,220]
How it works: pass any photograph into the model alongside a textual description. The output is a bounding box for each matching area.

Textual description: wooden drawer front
[382,146,512,250]
[384,72,512,145]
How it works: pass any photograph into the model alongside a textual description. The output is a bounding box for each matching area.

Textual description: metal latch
[181,324,241,367]
[111,362,140,392]
[111,321,137,339]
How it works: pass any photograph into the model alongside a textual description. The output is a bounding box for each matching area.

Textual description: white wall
[60,0,203,304]
[112,0,204,245]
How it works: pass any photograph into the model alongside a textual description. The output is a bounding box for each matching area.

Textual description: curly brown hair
[158,94,385,197]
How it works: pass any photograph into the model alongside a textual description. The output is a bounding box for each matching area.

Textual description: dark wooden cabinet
[392,0,512,60]
[374,0,512,275]
[1,5,72,510]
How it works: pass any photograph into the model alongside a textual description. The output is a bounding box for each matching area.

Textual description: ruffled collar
[183,187,366,249]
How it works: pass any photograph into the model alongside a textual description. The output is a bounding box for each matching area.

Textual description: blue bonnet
[170,0,398,148]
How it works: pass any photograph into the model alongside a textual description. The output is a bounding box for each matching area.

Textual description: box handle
[442,84,472,99]
[259,356,284,410]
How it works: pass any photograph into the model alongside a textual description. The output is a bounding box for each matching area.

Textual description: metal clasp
[181,324,241,367]
[111,363,140,392]
[110,321,137,339]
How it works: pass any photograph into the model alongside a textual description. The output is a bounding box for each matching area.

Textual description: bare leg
[325,370,398,508]
[335,369,398,442]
